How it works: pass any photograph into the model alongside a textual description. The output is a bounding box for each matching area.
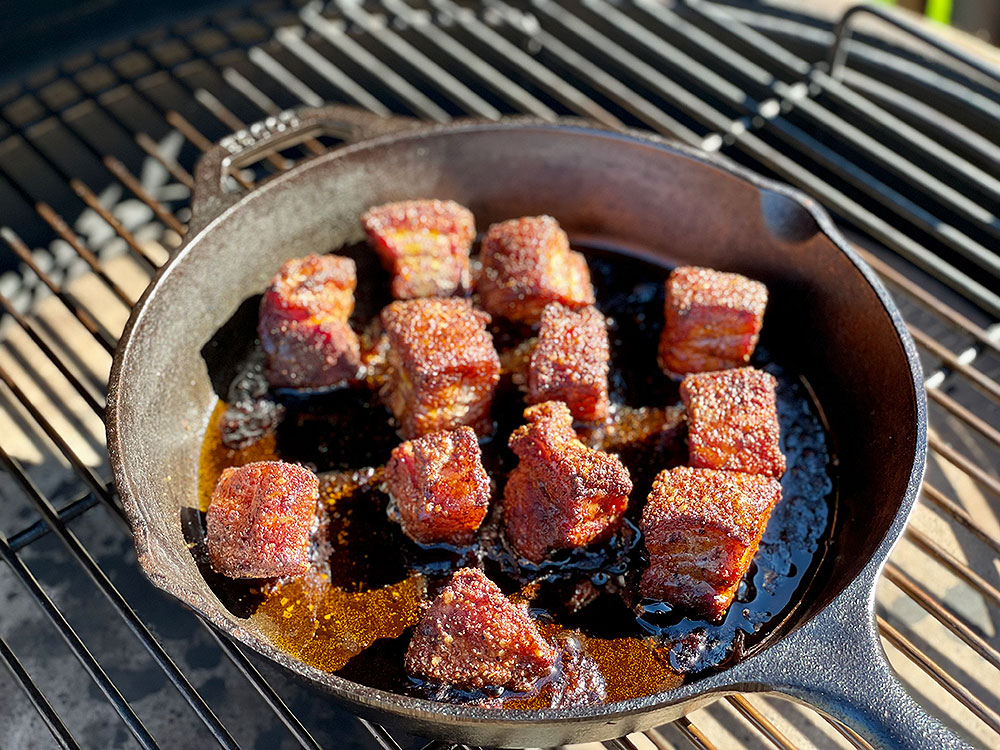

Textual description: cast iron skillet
[106,105,971,749]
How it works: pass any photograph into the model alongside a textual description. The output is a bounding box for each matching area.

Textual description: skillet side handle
[757,601,975,750]
[189,106,418,234]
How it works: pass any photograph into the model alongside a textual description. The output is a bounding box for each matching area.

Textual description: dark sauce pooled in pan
[193,242,836,708]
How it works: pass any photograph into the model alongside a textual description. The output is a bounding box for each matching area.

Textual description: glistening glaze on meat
[194,241,835,707]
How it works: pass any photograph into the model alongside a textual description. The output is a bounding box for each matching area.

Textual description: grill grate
[0,1,998,748]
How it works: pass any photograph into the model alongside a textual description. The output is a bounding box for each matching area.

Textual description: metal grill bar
[0,446,239,749]
[884,563,1000,672]
[0,228,117,352]
[906,527,1000,608]
[0,636,81,750]
[678,0,1000,316]
[877,615,1000,735]
[827,3,1000,85]
[8,491,99,552]
[429,0,625,127]
[0,1,998,749]
[727,695,797,750]
[0,291,105,415]
[0,528,158,749]
[675,716,719,750]
[380,0,558,119]
[2,368,327,749]
[921,483,1000,555]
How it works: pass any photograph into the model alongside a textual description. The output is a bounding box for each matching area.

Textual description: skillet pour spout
[107,105,972,748]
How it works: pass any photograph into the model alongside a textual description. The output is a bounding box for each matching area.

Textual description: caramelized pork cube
[384,427,491,545]
[260,318,362,388]
[259,253,362,387]
[380,298,501,437]
[479,216,595,325]
[362,199,475,299]
[527,303,610,422]
[658,266,767,377]
[262,253,357,321]
[640,467,781,621]
[504,401,632,564]
[681,367,785,478]
[206,460,319,578]
[405,568,557,691]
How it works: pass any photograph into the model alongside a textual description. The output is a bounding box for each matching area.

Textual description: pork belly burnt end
[381,298,501,437]
[206,460,319,579]
[658,266,767,377]
[504,401,632,564]
[640,467,781,621]
[527,303,610,423]
[681,367,785,478]
[479,216,595,325]
[362,199,476,299]
[384,427,491,546]
[259,253,362,387]
[405,568,557,691]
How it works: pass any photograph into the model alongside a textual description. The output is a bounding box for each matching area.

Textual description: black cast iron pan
[106,105,971,749]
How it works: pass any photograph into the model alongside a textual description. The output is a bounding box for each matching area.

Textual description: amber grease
[194,244,835,708]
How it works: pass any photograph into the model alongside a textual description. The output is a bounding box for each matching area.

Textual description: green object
[925,0,953,24]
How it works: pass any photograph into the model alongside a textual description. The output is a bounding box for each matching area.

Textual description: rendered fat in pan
[106,106,970,749]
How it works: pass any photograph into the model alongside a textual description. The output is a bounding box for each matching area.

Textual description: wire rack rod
[925,388,1000,450]
[0,636,82,750]
[0,227,117,353]
[905,526,1000,609]
[7,491,100,552]
[920,482,1000,556]
[883,563,1000,673]
[878,615,1000,735]
[0,529,158,749]
[0,446,240,749]
[0,291,106,416]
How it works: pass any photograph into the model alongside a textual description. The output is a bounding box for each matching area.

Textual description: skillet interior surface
[107,121,922,745]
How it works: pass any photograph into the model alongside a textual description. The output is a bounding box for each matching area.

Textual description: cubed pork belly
[404,568,557,691]
[479,216,595,325]
[259,253,362,387]
[361,199,475,299]
[504,401,632,564]
[206,460,319,579]
[527,303,610,423]
[680,367,785,478]
[639,467,781,621]
[380,298,501,438]
[384,426,491,545]
[658,266,767,377]
[260,318,362,388]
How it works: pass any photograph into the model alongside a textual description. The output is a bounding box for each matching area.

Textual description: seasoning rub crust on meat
[384,426,491,546]
[362,199,475,299]
[479,215,595,325]
[206,460,319,579]
[640,467,781,621]
[381,298,501,438]
[658,265,767,377]
[258,253,362,388]
[680,367,786,478]
[504,401,632,564]
[527,303,611,423]
[405,568,557,691]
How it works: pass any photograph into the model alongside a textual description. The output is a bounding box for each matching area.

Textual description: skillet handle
[756,598,976,750]
[190,105,418,234]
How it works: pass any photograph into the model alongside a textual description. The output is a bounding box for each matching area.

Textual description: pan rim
[105,116,927,728]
